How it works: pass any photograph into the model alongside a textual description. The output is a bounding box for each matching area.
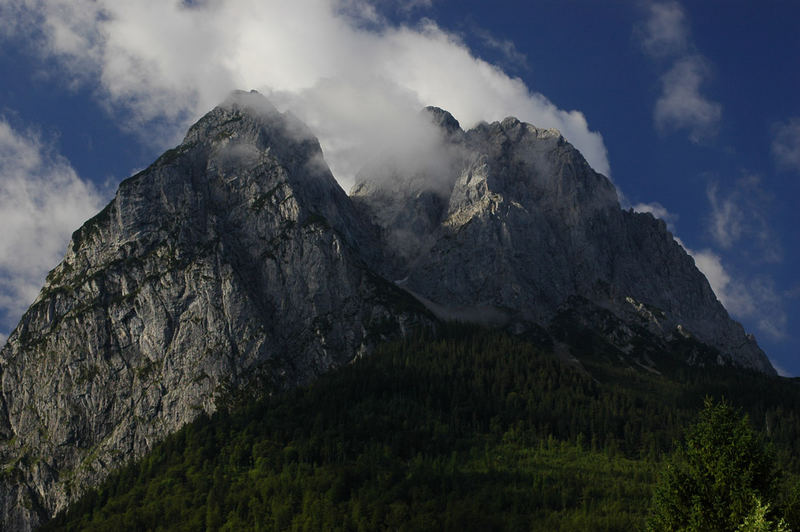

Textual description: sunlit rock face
[0,91,430,530]
[0,91,774,530]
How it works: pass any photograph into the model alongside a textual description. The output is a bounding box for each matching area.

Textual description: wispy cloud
[654,56,721,142]
[772,117,800,172]
[706,175,781,263]
[630,196,786,343]
[472,26,529,72]
[0,118,104,337]
[687,247,724,295]
[632,201,678,231]
[683,245,786,341]
[393,0,433,13]
[769,358,793,378]
[637,2,721,143]
[689,174,786,340]
[706,181,741,249]
[637,1,688,57]
[635,2,788,352]
[787,284,800,300]
[0,0,610,188]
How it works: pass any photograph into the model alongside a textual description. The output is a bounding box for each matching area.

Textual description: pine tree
[647,398,781,531]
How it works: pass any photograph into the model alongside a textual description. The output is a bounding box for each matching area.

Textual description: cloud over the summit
[0,119,104,336]
[0,0,610,187]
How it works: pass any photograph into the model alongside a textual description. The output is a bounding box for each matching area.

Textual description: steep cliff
[352,108,774,374]
[0,91,430,530]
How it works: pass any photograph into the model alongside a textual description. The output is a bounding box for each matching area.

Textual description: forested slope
[42,327,800,531]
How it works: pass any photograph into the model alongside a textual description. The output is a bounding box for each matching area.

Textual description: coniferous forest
[42,326,800,531]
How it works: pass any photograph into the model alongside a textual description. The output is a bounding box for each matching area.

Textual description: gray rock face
[0,91,430,530]
[0,93,776,530]
[352,110,775,375]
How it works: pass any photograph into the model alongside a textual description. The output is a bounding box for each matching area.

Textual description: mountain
[0,91,776,530]
[0,91,431,530]
[352,106,773,374]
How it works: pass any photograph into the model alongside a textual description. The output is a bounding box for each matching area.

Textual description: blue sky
[0,0,798,375]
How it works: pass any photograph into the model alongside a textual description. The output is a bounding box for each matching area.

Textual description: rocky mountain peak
[0,93,777,531]
[421,105,462,137]
[352,107,773,377]
[446,116,618,227]
[0,91,430,530]
[183,90,322,176]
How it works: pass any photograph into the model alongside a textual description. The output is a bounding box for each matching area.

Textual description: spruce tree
[647,398,780,531]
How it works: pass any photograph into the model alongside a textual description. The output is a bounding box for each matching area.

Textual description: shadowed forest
[42,327,800,531]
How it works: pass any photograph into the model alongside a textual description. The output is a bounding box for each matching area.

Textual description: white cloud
[769,358,793,378]
[0,119,104,336]
[688,247,729,303]
[706,176,780,263]
[402,0,433,10]
[632,201,677,230]
[338,0,433,22]
[678,173,786,342]
[654,56,721,142]
[744,277,787,342]
[679,243,786,341]
[0,0,610,188]
[706,182,741,249]
[473,26,529,71]
[637,3,721,143]
[638,1,688,58]
[674,173,787,345]
[772,117,800,172]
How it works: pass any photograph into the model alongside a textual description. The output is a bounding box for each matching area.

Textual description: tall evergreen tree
[648,398,781,531]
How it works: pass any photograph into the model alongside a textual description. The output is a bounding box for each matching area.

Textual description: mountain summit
[353,109,772,375]
[0,91,431,530]
[0,91,774,530]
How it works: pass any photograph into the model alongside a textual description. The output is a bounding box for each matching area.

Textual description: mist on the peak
[4,0,610,188]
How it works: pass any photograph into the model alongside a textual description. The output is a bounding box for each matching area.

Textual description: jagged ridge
[352,107,774,375]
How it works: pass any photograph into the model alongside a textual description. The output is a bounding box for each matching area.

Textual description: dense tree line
[42,326,800,531]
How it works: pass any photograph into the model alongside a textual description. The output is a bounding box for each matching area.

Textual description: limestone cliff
[0,91,430,530]
[352,108,774,375]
